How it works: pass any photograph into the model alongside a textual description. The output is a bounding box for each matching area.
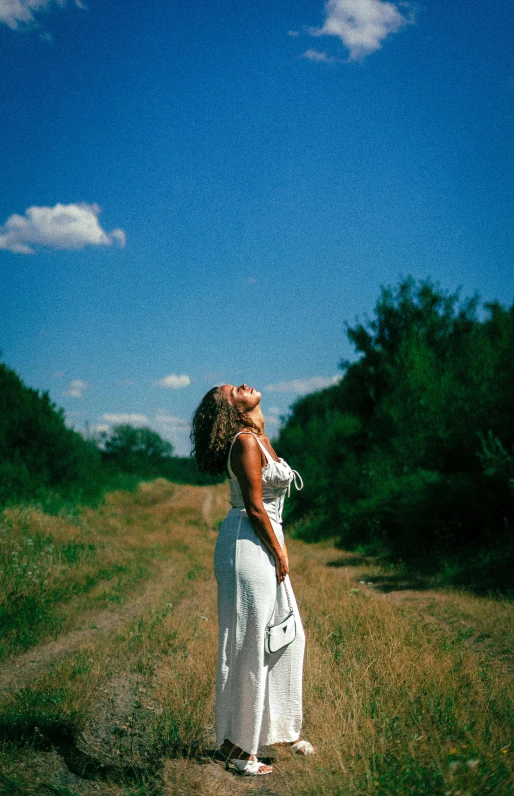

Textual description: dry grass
[0,480,512,795]
[287,546,514,794]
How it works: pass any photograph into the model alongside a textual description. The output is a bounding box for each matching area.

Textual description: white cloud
[91,423,110,434]
[265,375,341,394]
[102,413,149,425]
[309,0,410,61]
[155,412,190,429]
[154,374,191,389]
[64,379,88,398]
[93,411,192,455]
[302,48,336,63]
[0,202,125,254]
[0,0,84,31]
[153,413,192,456]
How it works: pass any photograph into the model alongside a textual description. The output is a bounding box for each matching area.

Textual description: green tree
[0,361,103,505]
[278,278,514,583]
[101,425,173,476]
[102,425,173,460]
[100,424,224,484]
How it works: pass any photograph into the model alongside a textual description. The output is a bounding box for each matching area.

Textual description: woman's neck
[245,405,265,435]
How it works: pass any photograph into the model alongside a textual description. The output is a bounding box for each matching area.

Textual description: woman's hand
[275,549,289,584]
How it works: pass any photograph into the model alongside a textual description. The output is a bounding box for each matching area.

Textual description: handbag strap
[282,579,294,614]
[266,579,294,631]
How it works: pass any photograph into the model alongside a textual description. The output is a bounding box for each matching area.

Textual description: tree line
[277,278,514,590]
[0,362,220,510]
[3,277,513,588]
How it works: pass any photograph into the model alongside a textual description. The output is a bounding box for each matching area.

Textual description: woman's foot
[217,740,273,775]
[232,757,272,776]
[290,739,314,755]
[275,739,315,755]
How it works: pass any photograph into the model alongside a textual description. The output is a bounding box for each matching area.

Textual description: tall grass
[0,481,512,794]
[290,546,514,795]
[0,498,147,658]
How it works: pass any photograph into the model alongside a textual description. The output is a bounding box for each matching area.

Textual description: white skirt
[214,507,305,754]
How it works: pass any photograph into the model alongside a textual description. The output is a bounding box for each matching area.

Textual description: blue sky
[1,0,513,455]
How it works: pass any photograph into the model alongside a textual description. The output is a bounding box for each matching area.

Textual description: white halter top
[227,431,303,523]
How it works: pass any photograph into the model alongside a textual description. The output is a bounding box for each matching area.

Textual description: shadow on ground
[326,557,433,592]
[326,551,514,598]
[325,555,372,568]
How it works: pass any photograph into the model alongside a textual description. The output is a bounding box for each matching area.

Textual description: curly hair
[190,387,259,475]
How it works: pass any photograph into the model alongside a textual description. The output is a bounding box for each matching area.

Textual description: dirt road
[0,481,512,795]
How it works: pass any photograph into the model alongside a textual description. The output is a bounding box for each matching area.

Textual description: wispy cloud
[0,0,85,32]
[154,374,191,389]
[265,376,341,394]
[102,413,149,425]
[64,379,88,398]
[265,415,280,428]
[98,412,189,431]
[308,0,411,61]
[155,414,192,456]
[91,423,110,434]
[0,203,125,254]
[302,48,337,63]
[65,409,85,420]
[155,412,190,428]
[93,411,191,455]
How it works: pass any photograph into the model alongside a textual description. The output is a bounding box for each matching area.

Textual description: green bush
[0,363,106,507]
[278,278,514,577]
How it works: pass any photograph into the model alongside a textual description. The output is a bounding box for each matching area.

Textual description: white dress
[214,431,305,754]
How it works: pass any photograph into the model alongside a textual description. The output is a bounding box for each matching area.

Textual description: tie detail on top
[227,431,303,523]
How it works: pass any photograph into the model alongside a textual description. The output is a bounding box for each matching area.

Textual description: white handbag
[265,581,296,654]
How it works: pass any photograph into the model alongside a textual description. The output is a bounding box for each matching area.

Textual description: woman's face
[221,383,261,413]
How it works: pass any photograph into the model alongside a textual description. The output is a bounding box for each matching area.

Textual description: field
[0,480,513,795]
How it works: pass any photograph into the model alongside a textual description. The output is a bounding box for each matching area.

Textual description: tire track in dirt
[381,588,514,673]
[202,488,214,528]
[0,558,180,698]
[0,483,228,699]
[322,548,514,674]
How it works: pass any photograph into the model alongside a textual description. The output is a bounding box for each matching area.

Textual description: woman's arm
[231,434,289,584]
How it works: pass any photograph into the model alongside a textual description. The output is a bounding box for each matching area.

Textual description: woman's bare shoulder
[231,432,265,476]
[232,431,259,453]
[232,432,265,464]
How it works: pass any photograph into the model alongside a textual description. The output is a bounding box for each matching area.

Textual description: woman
[191,382,313,776]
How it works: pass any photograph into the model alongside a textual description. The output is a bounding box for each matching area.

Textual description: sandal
[290,739,315,755]
[232,757,273,776]
[214,749,273,776]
